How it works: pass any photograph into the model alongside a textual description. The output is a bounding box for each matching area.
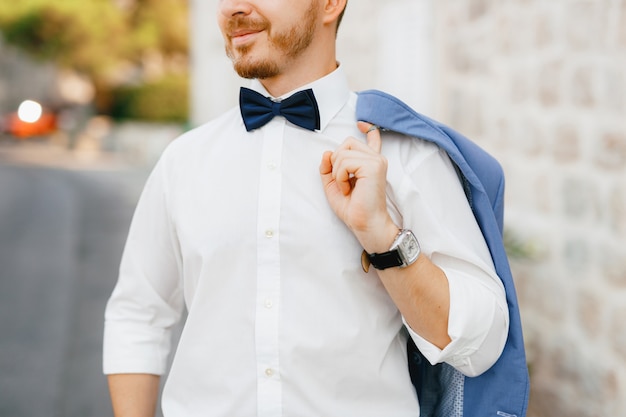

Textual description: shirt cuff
[103,320,172,375]
[403,268,509,377]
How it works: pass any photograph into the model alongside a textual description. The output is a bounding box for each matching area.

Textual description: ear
[321,0,347,27]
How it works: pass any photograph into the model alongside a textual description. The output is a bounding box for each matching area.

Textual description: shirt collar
[248,64,351,132]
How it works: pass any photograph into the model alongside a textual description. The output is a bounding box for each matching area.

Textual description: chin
[234,58,281,80]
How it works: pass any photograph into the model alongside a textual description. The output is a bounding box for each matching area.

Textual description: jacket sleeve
[103,148,185,375]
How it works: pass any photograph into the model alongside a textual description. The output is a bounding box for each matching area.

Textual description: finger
[319,150,337,192]
[319,150,333,177]
[357,121,382,154]
[334,164,355,196]
[321,150,353,196]
[330,149,381,183]
[332,136,377,158]
[330,142,378,168]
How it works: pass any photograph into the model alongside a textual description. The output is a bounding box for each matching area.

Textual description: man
[103,1,510,416]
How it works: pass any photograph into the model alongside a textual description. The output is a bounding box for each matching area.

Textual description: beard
[224,2,318,79]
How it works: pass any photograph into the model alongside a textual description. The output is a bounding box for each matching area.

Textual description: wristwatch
[364,229,421,271]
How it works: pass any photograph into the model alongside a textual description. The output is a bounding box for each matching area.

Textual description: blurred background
[0,0,624,416]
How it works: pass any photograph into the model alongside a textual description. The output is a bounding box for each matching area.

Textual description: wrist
[356,220,400,254]
[365,229,421,271]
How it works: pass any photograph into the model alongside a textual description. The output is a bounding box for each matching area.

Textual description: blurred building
[0,35,60,115]
[190,1,626,416]
[0,36,94,114]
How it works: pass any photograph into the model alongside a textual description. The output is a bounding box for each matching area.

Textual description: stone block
[566,1,601,51]
[599,244,626,287]
[611,306,626,361]
[576,287,603,338]
[445,89,484,138]
[594,131,626,171]
[538,61,562,107]
[519,121,547,157]
[561,177,596,220]
[468,0,489,21]
[529,341,619,417]
[599,66,624,112]
[530,269,568,319]
[570,66,595,107]
[532,173,554,213]
[552,124,580,163]
[533,9,556,48]
[447,41,471,73]
[495,12,513,54]
[608,182,626,235]
[562,238,590,276]
[510,70,531,104]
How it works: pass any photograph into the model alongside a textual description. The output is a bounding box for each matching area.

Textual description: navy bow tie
[239,87,321,132]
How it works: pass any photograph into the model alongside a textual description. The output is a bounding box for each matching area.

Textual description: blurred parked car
[1,100,57,139]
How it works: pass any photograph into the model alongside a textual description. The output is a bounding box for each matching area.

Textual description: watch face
[398,231,420,263]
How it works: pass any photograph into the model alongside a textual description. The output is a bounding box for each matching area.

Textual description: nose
[218,0,253,18]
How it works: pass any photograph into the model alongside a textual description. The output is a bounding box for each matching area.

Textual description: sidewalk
[0,139,133,171]
[0,120,182,171]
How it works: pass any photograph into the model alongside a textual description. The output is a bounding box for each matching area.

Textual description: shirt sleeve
[103,147,184,375]
[393,140,509,377]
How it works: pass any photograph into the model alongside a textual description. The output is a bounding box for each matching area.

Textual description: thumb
[357,121,382,154]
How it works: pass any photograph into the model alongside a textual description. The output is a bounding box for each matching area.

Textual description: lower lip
[232,32,260,46]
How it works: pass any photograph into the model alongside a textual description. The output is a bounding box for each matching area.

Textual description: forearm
[377,253,451,349]
[108,373,160,417]
[361,222,451,349]
[362,220,508,375]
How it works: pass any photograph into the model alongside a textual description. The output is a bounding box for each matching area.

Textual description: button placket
[255,119,284,417]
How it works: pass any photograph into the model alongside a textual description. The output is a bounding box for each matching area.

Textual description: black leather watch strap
[367,250,404,270]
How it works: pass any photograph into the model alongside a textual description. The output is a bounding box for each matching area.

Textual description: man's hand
[319,122,398,253]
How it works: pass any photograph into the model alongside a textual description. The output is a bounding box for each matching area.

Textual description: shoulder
[382,130,452,181]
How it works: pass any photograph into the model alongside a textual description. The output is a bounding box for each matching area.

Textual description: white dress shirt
[103,66,508,417]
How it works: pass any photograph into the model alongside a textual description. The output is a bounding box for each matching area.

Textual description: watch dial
[400,233,420,258]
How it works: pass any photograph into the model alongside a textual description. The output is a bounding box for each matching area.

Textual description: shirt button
[265,229,274,238]
[265,368,274,377]
[267,161,278,170]
[264,299,273,309]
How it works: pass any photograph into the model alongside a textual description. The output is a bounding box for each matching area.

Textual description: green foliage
[503,228,542,261]
[110,74,189,123]
[0,1,130,77]
[0,0,190,121]
[127,0,189,55]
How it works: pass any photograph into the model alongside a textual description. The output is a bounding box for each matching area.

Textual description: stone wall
[433,1,626,415]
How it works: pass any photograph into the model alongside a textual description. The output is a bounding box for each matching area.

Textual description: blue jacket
[356,90,530,417]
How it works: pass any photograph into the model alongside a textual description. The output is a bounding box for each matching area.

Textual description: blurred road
[0,141,150,417]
